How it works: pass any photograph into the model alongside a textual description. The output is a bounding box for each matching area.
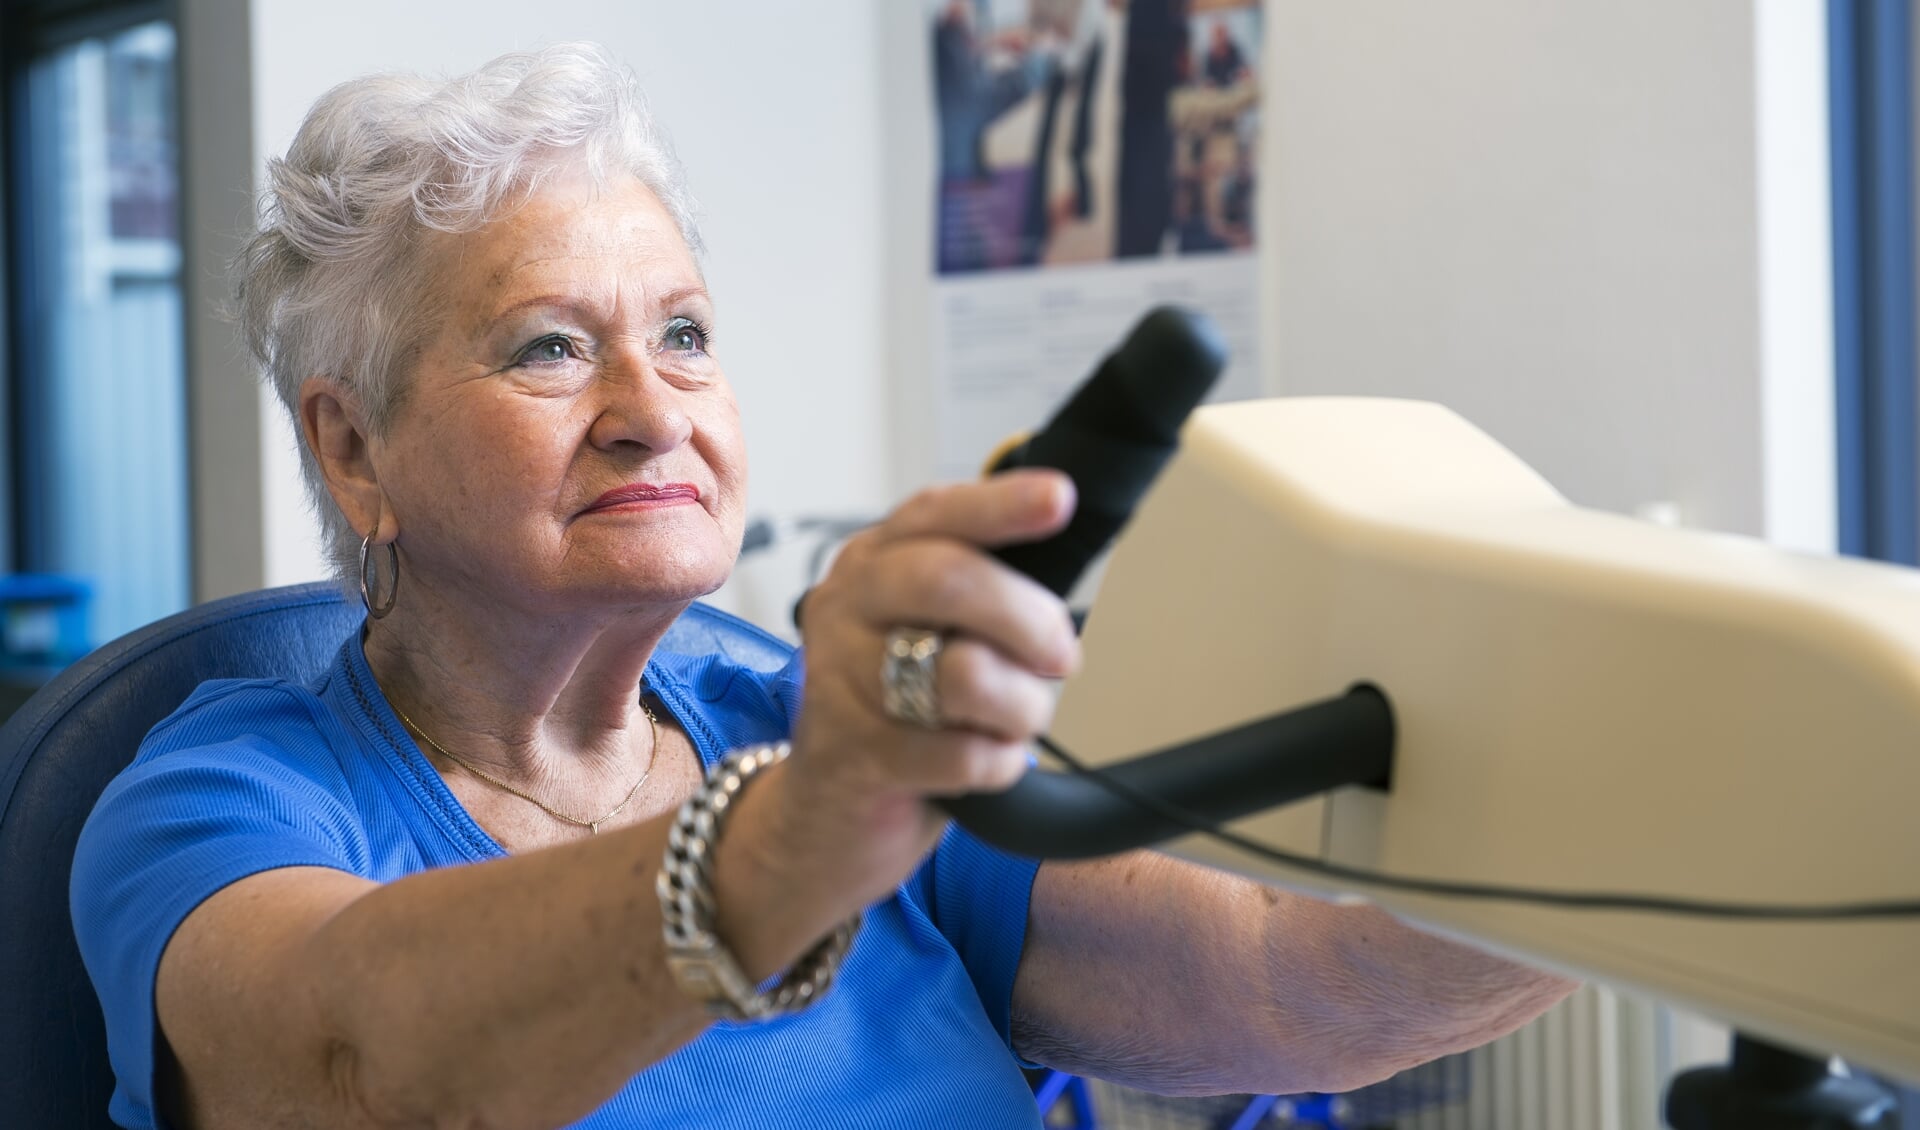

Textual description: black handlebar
[939,686,1395,859]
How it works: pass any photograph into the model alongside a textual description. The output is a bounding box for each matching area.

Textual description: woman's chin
[577,549,736,610]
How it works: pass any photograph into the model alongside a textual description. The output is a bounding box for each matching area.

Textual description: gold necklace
[393,697,660,835]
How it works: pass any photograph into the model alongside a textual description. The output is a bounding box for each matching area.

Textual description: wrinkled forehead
[424,172,706,335]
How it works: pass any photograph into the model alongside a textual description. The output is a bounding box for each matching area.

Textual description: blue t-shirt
[71,628,1046,1129]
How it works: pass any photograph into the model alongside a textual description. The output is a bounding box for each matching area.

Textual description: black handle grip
[986,306,1229,597]
[940,687,1395,859]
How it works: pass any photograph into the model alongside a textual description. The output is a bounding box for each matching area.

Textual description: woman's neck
[360,579,685,778]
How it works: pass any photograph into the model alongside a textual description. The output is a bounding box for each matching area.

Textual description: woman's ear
[300,377,397,542]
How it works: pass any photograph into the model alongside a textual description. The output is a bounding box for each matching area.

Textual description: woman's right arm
[157,801,836,1130]
[156,471,1079,1130]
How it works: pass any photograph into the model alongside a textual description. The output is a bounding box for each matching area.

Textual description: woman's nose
[587,353,694,454]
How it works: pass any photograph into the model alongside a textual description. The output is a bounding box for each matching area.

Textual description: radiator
[1389,987,1730,1130]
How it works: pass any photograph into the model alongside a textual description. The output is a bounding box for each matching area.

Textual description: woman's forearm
[302,817,697,1128]
[1006,852,1574,1101]
[183,763,852,1120]
[1269,902,1579,1094]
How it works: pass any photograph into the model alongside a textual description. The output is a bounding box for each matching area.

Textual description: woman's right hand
[713,470,1083,948]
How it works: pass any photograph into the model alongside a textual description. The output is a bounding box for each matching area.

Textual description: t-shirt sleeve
[921,826,1043,1051]
[69,681,371,1130]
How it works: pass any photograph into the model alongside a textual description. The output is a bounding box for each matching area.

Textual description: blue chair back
[0,582,792,1127]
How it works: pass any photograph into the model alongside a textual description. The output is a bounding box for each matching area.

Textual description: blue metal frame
[1029,1073,1383,1130]
[1830,0,1919,564]
[1031,1070,1098,1127]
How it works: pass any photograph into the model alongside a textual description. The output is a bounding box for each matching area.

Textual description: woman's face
[373,173,746,617]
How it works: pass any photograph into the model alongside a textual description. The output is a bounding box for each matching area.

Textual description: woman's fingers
[793,650,1036,797]
[821,470,1081,678]
[902,635,1059,741]
[884,729,1033,797]
[856,538,1079,678]
[876,469,1075,550]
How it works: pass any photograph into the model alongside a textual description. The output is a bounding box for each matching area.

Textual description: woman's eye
[516,335,573,366]
[663,317,710,354]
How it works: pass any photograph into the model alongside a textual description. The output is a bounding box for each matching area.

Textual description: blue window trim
[1829,0,1918,564]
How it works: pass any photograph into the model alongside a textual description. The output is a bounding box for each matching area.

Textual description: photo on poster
[930,0,1262,275]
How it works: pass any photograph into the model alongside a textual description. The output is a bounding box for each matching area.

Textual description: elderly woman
[72,44,1571,1130]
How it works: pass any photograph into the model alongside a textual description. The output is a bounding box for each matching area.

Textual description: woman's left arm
[1010,850,1578,1096]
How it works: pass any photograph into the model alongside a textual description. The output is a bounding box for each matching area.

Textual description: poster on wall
[927,0,1264,480]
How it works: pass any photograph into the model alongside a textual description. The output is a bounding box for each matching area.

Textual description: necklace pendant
[589,820,601,835]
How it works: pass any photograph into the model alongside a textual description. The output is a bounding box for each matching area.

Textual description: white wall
[1258,0,1833,546]
[248,0,892,625]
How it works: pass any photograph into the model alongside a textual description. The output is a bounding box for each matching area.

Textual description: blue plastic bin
[0,574,93,670]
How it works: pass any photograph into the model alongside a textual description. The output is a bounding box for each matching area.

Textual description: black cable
[1034,734,1920,920]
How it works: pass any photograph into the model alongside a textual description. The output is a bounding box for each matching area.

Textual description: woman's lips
[582,482,702,514]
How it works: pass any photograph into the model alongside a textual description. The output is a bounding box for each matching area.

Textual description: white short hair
[235,42,703,583]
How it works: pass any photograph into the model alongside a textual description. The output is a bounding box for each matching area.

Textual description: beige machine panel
[1051,397,1920,1079]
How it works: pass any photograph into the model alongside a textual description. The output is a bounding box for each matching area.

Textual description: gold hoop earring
[359,532,399,619]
